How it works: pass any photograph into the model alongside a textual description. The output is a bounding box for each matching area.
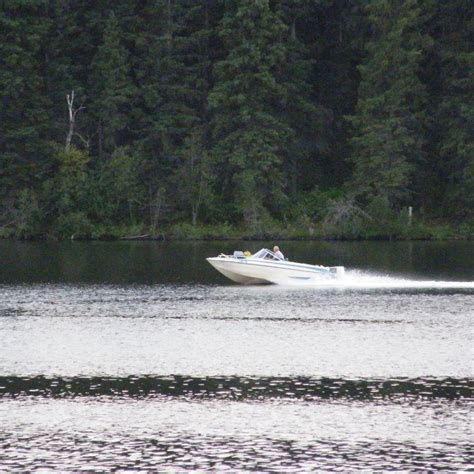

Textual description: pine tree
[90,11,133,157]
[209,0,292,228]
[427,0,474,217]
[171,1,217,224]
[348,0,432,211]
[129,1,218,225]
[303,0,368,189]
[274,0,333,198]
[130,1,189,167]
[44,0,106,146]
[0,1,53,196]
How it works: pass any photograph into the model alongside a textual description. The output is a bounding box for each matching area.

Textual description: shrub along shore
[1,219,472,241]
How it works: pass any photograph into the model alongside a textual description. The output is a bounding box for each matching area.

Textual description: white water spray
[340,270,474,289]
[284,269,474,289]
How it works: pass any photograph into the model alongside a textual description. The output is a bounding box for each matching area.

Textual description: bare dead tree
[65,90,88,151]
[323,196,373,229]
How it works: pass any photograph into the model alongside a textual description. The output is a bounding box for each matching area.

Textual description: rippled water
[0,241,473,471]
[1,397,471,471]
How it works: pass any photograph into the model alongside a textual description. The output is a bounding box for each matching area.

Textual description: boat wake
[286,269,474,289]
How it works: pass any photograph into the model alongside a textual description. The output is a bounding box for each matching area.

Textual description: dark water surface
[0,240,473,471]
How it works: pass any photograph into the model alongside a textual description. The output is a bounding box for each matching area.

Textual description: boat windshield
[250,248,282,260]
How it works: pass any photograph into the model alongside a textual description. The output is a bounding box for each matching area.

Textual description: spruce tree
[171,1,217,225]
[129,1,218,225]
[130,1,189,168]
[0,1,52,196]
[209,0,292,228]
[44,1,106,145]
[348,0,432,211]
[274,0,337,198]
[427,0,474,217]
[90,11,133,157]
[304,0,368,188]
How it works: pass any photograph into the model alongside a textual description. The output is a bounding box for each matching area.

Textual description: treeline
[0,0,472,240]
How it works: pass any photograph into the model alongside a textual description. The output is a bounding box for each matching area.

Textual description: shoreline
[1,234,472,242]
[2,219,473,242]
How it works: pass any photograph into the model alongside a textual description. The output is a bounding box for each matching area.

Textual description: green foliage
[348,0,432,208]
[0,0,471,240]
[209,0,293,227]
[424,0,474,218]
[96,147,145,224]
[320,196,371,239]
[53,147,91,215]
[288,188,344,223]
[169,222,237,240]
[274,1,331,196]
[90,11,133,156]
[427,224,457,241]
[42,147,96,238]
[54,212,93,239]
[172,130,214,226]
[90,223,145,240]
[0,1,53,193]
[458,221,474,239]
[15,189,44,238]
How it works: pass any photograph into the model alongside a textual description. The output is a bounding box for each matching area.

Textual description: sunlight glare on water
[0,282,472,378]
[1,397,471,471]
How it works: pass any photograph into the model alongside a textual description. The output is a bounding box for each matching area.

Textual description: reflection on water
[0,240,473,284]
[0,241,473,471]
[1,375,472,400]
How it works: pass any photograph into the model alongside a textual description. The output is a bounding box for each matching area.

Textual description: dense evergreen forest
[0,0,473,240]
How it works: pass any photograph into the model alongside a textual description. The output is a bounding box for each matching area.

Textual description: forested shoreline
[1,0,473,241]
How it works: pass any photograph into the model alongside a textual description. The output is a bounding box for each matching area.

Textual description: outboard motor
[329,266,345,278]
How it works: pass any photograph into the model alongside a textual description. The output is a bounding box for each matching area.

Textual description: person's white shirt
[273,249,284,260]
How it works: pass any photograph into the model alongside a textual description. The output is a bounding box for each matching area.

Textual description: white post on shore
[408,206,413,226]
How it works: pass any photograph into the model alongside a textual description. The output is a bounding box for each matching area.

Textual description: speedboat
[206,248,345,285]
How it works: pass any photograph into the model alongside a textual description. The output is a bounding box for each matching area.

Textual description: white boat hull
[207,257,344,285]
[207,258,269,284]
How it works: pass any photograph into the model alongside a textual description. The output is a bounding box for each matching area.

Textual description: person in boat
[273,246,284,260]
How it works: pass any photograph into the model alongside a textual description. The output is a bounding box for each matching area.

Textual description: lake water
[1,240,473,471]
